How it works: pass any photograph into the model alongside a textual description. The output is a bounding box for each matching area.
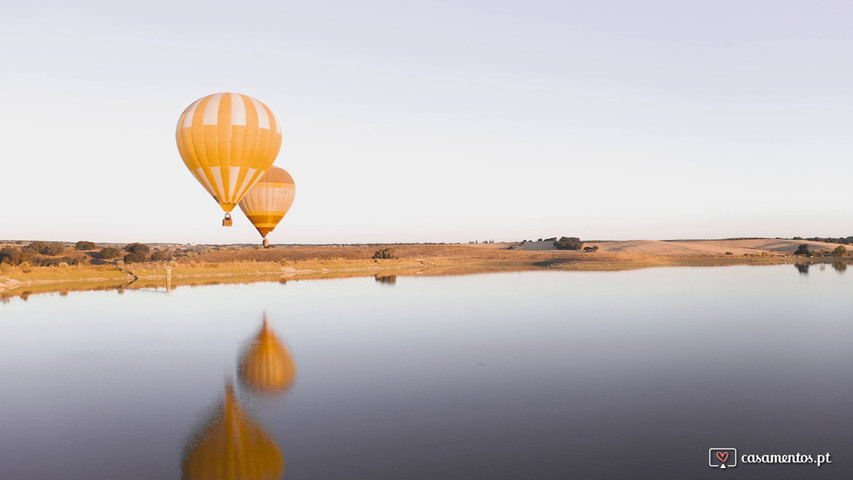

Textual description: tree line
[0,241,174,267]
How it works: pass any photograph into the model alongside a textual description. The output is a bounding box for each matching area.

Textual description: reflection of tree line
[1,264,545,302]
[182,314,295,480]
[374,274,397,285]
[794,262,847,275]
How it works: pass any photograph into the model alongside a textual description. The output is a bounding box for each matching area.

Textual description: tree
[125,243,151,255]
[25,241,47,254]
[43,242,65,256]
[833,245,847,257]
[0,247,25,265]
[124,251,148,263]
[372,248,398,259]
[75,241,96,250]
[794,244,810,256]
[3,247,35,265]
[554,236,583,250]
[150,249,172,261]
[99,247,122,259]
[22,241,64,255]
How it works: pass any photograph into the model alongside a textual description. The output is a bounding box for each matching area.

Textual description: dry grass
[3,241,849,301]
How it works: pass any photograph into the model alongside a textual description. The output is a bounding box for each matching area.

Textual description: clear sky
[2,1,851,244]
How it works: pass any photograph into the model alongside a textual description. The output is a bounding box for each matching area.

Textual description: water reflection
[374,274,397,286]
[832,262,847,273]
[794,262,810,275]
[181,383,285,480]
[3,268,853,479]
[183,313,294,479]
[239,313,297,395]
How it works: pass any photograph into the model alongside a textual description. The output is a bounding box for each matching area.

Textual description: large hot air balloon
[176,93,283,226]
[182,383,284,480]
[239,313,296,395]
[238,166,296,246]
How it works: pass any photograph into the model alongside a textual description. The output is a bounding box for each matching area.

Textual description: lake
[1,264,851,479]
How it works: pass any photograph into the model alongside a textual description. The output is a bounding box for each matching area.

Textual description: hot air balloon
[182,383,284,480]
[239,313,296,395]
[176,93,283,226]
[238,167,296,246]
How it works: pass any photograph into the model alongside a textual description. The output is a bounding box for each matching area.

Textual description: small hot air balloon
[239,313,296,395]
[182,383,284,480]
[176,93,283,226]
[238,166,295,247]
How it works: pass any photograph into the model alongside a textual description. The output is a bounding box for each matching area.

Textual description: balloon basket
[222,213,233,227]
[262,238,270,248]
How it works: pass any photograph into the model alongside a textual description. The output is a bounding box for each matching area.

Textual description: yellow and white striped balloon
[238,166,296,240]
[176,93,282,214]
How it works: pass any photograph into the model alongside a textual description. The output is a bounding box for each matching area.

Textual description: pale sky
[2,1,851,244]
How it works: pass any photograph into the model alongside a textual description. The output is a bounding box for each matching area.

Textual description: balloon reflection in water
[182,384,284,480]
[239,313,296,395]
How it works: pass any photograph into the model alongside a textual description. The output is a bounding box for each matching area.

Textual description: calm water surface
[1,265,851,479]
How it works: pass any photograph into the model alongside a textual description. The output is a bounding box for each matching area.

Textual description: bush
[35,257,62,267]
[372,248,398,259]
[124,251,148,263]
[124,243,151,255]
[0,247,17,265]
[0,246,34,266]
[43,242,65,256]
[833,245,847,257]
[554,236,583,250]
[794,244,810,256]
[25,241,47,254]
[99,247,122,259]
[150,249,172,262]
[23,241,64,255]
[35,256,83,267]
[61,256,84,266]
[75,241,96,250]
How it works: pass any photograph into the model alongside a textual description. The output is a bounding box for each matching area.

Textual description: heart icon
[716,451,729,463]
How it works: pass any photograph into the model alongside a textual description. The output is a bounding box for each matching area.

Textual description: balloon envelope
[176,93,283,213]
[238,167,296,239]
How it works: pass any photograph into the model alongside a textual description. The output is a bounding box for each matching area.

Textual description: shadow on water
[182,312,295,480]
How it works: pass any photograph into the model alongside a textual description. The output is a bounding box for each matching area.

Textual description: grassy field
[1,241,848,301]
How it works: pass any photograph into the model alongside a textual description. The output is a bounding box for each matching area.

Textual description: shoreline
[2,248,847,300]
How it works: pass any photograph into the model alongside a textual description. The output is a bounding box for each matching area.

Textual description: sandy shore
[1,239,847,300]
[494,238,844,255]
